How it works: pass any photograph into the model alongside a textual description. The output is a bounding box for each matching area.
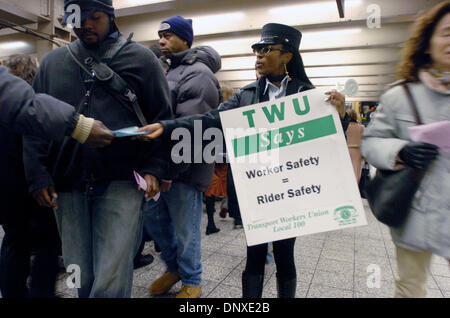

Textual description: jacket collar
[167,49,195,68]
[262,75,289,96]
[419,69,450,95]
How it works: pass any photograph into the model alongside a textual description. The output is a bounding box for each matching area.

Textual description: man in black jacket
[144,15,221,299]
[0,66,114,146]
[22,0,172,298]
[0,55,112,299]
[0,63,114,298]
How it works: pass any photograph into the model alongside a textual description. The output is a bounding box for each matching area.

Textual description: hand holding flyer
[112,126,151,137]
[133,171,160,201]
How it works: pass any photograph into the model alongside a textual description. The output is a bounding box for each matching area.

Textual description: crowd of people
[0,0,448,299]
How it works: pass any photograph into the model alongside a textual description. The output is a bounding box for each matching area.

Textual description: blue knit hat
[61,0,115,26]
[158,15,194,48]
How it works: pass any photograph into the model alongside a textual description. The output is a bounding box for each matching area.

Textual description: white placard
[219,88,367,246]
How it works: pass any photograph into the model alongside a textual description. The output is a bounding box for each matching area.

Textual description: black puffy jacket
[163,46,222,192]
[0,66,78,138]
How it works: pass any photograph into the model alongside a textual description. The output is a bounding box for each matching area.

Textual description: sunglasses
[253,46,288,56]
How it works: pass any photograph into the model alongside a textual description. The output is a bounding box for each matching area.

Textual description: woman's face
[254,44,292,77]
[429,12,450,71]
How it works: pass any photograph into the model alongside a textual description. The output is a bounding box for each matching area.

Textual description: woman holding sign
[137,23,349,298]
[361,1,450,298]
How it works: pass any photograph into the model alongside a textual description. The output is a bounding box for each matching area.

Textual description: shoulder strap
[402,83,423,125]
[66,36,147,126]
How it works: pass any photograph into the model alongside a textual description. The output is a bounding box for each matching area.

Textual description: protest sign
[220,88,367,246]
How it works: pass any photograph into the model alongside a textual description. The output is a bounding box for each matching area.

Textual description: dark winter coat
[0,66,78,139]
[22,36,173,194]
[0,66,79,224]
[164,46,222,192]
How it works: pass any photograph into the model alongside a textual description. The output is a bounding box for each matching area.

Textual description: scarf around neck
[419,68,450,95]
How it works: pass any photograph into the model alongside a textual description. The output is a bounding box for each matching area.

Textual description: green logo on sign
[334,206,358,226]
[232,115,337,158]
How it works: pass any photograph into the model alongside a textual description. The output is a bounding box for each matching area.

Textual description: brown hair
[397,1,450,81]
[347,109,361,123]
[4,54,38,85]
[220,83,234,101]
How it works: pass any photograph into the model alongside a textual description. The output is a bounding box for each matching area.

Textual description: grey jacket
[361,81,450,259]
[0,66,78,139]
[165,46,222,192]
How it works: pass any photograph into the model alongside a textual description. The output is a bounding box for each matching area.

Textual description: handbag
[366,83,427,228]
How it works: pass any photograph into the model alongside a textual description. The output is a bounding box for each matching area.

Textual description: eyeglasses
[252,46,287,56]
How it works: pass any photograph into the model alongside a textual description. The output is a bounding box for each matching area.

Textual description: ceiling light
[269,0,362,16]
[0,41,29,50]
[192,12,245,29]
[113,0,174,9]
[303,28,362,37]
[201,37,259,48]
[269,1,336,16]
[345,0,362,7]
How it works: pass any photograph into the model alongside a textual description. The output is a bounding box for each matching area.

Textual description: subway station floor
[1,199,449,298]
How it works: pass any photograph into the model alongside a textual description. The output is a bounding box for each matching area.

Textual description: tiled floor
[1,199,449,298]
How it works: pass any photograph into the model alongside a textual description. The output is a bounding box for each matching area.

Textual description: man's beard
[80,31,101,48]
[76,26,112,48]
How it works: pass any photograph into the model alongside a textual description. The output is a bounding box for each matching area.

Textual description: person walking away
[346,109,365,183]
[361,1,450,297]
[204,83,234,234]
[0,55,59,298]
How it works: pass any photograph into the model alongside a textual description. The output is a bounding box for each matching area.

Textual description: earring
[284,64,291,81]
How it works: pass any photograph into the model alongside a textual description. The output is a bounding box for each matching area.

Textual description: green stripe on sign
[232,115,337,158]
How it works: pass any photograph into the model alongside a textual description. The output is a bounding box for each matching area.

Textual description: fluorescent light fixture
[269,0,361,16]
[0,41,29,50]
[192,12,245,28]
[269,1,335,15]
[345,0,362,7]
[201,37,259,48]
[303,28,362,37]
[113,0,174,9]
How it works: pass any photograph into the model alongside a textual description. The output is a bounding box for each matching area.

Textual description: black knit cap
[61,0,115,26]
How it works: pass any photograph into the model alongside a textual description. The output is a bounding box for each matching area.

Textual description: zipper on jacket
[84,85,94,117]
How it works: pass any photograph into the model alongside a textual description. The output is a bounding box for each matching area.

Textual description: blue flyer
[111,126,150,137]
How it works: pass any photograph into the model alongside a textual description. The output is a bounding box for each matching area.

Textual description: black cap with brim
[253,23,312,85]
[251,23,302,53]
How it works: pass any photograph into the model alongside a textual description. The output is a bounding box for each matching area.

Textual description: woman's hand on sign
[325,90,346,119]
[136,123,164,141]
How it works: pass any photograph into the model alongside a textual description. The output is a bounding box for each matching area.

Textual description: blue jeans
[143,182,202,286]
[54,180,144,298]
